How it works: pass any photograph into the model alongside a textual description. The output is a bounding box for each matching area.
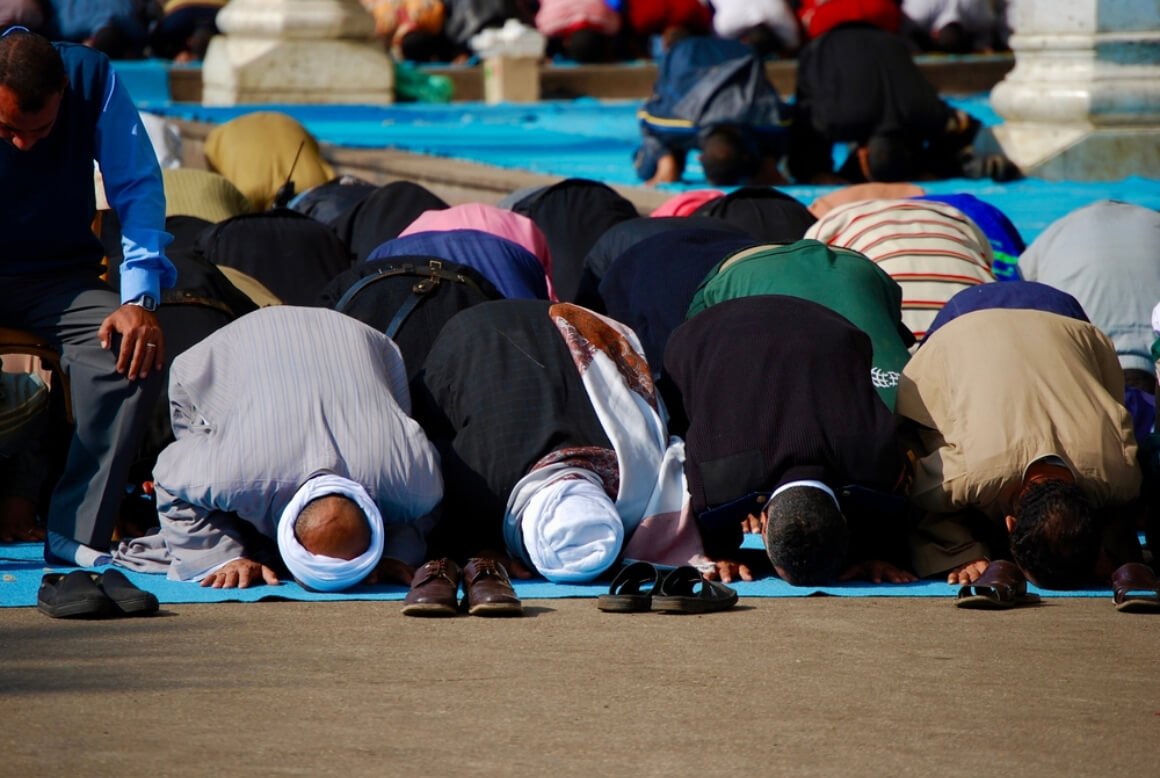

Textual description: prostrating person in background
[788,22,1018,185]
[635,36,790,186]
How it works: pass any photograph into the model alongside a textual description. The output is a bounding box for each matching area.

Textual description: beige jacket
[897,308,1141,574]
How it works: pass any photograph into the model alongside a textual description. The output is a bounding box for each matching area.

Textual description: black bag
[318,256,503,380]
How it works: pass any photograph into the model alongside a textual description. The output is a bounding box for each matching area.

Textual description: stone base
[993,123,1160,181]
[201,36,394,105]
[482,56,540,104]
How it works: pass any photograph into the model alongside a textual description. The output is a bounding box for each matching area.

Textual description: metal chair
[0,328,74,425]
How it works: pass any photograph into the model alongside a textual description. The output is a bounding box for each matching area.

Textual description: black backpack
[318,256,503,380]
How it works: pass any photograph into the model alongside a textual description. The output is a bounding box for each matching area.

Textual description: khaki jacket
[897,309,1142,575]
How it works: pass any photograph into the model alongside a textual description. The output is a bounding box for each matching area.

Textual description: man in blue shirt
[0,28,175,566]
[634,36,789,187]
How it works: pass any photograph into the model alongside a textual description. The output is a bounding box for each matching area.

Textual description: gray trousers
[1,268,162,559]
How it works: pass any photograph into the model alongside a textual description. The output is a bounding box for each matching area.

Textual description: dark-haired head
[865,134,916,182]
[566,28,612,63]
[1009,479,1099,589]
[738,24,781,58]
[399,30,442,62]
[700,125,755,186]
[762,486,848,585]
[934,22,970,54]
[0,29,67,112]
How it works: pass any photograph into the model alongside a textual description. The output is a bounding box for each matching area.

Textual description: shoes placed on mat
[597,562,660,613]
[651,565,738,614]
[37,570,115,619]
[955,560,1041,610]
[1112,562,1160,613]
[402,558,461,617]
[461,557,524,617]
[93,569,159,616]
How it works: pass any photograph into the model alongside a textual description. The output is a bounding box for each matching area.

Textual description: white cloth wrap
[765,480,838,514]
[504,310,695,580]
[519,472,623,583]
[276,474,385,592]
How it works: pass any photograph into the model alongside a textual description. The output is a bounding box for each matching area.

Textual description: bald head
[293,495,371,561]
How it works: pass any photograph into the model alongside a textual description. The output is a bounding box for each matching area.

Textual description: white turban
[520,476,623,583]
[277,474,385,592]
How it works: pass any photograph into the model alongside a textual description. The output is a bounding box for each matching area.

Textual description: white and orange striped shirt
[805,198,994,345]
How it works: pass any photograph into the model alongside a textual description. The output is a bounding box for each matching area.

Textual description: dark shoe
[94,569,159,616]
[955,560,1042,610]
[37,570,114,619]
[1112,562,1160,613]
[597,562,660,613]
[461,558,523,617]
[402,558,461,617]
[651,566,738,614]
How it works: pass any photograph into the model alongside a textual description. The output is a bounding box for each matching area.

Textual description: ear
[855,145,872,180]
[1004,514,1017,534]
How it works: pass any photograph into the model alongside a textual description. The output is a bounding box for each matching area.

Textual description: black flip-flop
[651,566,738,614]
[37,570,114,619]
[597,562,660,613]
[93,569,160,616]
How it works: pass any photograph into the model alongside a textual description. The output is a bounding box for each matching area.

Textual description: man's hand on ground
[98,304,164,381]
[839,559,918,584]
[946,559,990,585]
[704,558,755,584]
[0,496,44,543]
[473,549,535,579]
[362,557,416,586]
[741,513,766,534]
[202,559,281,589]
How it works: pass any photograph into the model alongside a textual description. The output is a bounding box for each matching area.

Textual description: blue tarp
[119,64,1160,245]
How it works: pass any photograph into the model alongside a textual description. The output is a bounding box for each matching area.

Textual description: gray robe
[114,306,443,581]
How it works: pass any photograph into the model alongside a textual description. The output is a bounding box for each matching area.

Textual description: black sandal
[597,562,660,613]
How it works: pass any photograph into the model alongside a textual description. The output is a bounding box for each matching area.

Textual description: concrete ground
[0,597,1156,777]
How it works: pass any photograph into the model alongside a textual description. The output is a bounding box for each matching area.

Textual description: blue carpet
[130,90,1160,245]
[0,538,1114,606]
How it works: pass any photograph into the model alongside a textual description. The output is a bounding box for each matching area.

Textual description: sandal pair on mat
[597,562,738,614]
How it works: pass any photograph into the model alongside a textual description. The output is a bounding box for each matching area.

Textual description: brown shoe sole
[402,601,460,617]
[467,601,524,617]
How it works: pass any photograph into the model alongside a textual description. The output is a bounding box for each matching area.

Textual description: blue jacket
[635,37,788,180]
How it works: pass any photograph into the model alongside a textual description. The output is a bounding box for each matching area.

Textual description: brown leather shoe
[462,558,524,617]
[402,558,461,617]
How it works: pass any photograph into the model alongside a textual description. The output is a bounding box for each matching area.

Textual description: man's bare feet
[0,496,44,543]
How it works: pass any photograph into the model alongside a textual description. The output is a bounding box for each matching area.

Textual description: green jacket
[686,239,913,408]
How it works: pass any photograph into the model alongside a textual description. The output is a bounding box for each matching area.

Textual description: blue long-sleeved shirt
[96,66,176,302]
[0,38,175,303]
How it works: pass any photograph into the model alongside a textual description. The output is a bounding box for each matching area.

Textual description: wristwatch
[127,293,158,312]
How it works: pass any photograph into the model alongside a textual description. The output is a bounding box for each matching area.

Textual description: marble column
[201,0,394,105]
[990,0,1160,180]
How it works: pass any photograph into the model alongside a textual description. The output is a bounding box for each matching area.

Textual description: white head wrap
[276,474,385,592]
[765,480,839,514]
[520,477,623,583]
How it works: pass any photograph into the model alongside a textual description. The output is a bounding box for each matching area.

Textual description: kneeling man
[115,306,443,590]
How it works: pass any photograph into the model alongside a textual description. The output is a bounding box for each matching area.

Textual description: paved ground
[1,597,1156,777]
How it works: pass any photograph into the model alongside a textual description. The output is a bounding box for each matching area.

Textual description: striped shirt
[805,198,995,344]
